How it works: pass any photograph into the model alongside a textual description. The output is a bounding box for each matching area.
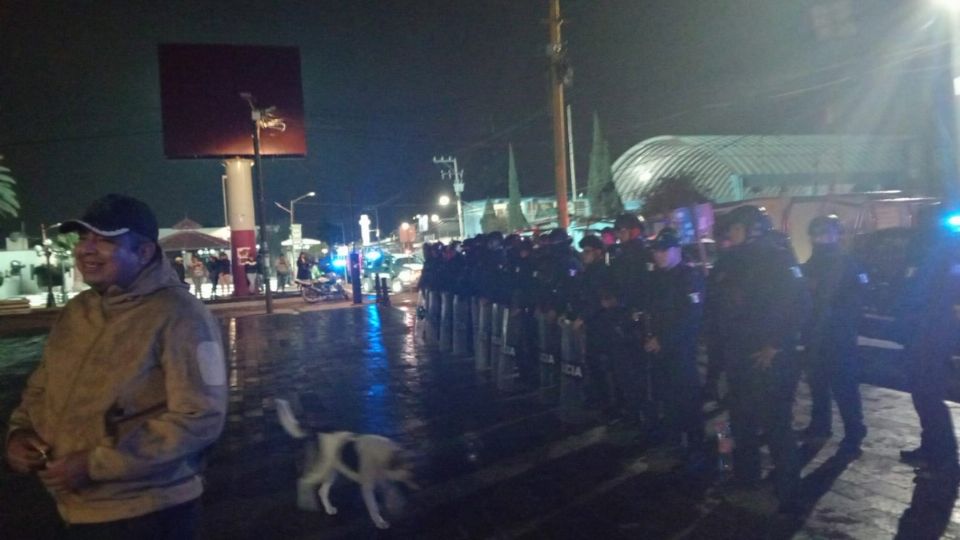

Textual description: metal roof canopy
[611,135,913,203]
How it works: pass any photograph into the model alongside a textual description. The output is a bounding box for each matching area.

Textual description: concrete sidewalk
[1,304,958,539]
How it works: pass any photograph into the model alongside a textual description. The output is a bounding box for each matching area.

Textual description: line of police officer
[418,204,960,513]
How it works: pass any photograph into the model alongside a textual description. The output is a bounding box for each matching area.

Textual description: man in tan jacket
[5,194,227,539]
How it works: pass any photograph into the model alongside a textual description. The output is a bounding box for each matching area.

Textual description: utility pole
[548,0,570,228]
[432,156,465,239]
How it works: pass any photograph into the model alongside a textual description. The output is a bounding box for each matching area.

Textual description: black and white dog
[275,398,417,529]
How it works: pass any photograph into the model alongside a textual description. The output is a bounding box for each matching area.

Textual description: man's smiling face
[74,231,152,292]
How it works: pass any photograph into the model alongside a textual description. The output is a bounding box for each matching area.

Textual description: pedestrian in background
[5,194,227,539]
[242,251,259,294]
[296,251,312,282]
[172,255,186,284]
[799,215,867,457]
[275,253,291,292]
[190,256,208,299]
[212,252,231,298]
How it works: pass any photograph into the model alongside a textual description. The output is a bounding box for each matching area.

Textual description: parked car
[389,255,423,292]
[362,252,423,293]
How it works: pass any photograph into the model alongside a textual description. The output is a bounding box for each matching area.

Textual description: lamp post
[39,222,61,308]
[290,191,316,228]
[274,191,315,254]
[432,156,465,239]
[275,191,316,228]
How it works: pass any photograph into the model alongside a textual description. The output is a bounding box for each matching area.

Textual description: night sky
[0,0,937,242]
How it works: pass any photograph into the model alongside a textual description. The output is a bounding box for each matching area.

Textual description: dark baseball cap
[60,194,159,242]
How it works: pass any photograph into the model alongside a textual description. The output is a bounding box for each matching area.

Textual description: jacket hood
[101,254,188,309]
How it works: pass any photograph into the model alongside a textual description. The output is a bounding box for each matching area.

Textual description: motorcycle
[295,273,350,303]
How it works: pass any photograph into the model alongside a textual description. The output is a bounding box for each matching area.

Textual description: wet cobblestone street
[3,303,960,539]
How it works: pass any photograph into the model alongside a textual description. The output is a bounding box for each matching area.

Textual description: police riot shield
[475,300,492,371]
[452,294,472,357]
[439,292,453,352]
[428,289,442,343]
[537,311,561,397]
[490,303,504,376]
[558,317,592,423]
[497,307,521,392]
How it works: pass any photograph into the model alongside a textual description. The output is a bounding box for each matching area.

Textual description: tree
[506,143,529,231]
[480,198,506,233]
[586,113,622,218]
[0,155,20,219]
[640,174,711,219]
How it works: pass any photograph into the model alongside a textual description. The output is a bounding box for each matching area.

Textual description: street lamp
[438,195,451,206]
[39,222,61,308]
[275,191,315,254]
[274,191,316,228]
[432,156,465,239]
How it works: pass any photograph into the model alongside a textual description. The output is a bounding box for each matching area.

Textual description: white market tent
[612,135,916,204]
[280,237,324,247]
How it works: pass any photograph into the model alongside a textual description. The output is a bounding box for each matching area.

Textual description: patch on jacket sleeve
[858,272,870,284]
[197,341,226,386]
[790,266,803,279]
[688,292,701,304]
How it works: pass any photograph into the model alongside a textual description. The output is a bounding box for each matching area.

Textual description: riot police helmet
[486,231,504,249]
[547,227,572,245]
[613,213,645,233]
[808,214,844,238]
[724,205,773,239]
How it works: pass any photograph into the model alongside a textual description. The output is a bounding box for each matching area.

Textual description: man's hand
[750,346,780,369]
[5,430,50,474]
[644,336,661,353]
[38,451,91,493]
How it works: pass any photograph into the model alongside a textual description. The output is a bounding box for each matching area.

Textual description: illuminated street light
[433,156,465,239]
[274,190,316,228]
[275,190,315,254]
[431,214,440,223]
[438,194,451,206]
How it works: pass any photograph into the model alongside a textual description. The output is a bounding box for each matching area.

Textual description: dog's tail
[275,398,308,439]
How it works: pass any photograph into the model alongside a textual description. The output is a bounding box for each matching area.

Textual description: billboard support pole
[242,92,284,314]
[251,112,273,313]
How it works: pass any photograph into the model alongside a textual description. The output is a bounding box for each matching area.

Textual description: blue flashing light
[366,250,382,261]
[947,214,960,232]
[332,258,346,268]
